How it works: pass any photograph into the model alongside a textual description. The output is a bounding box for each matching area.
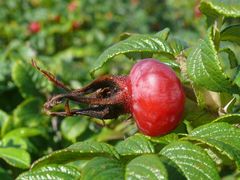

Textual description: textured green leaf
[12,60,53,98]
[200,0,240,19]
[61,117,88,142]
[145,133,179,144]
[32,141,119,169]
[168,37,188,56]
[125,154,168,180]
[213,114,240,124]
[0,148,30,169]
[13,98,49,127]
[188,122,240,168]
[159,156,186,180]
[17,164,81,180]
[81,157,124,180]
[221,24,240,45]
[90,34,173,76]
[155,28,170,40]
[115,134,154,156]
[187,31,239,93]
[160,141,220,180]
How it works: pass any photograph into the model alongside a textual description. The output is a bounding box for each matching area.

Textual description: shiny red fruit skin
[128,59,185,136]
[28,22,41,33]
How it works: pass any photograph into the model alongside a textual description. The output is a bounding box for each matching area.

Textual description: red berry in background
[71,21,80,30]
[128,59,185,136]
[194,0,202,18]
[68,1,78,12]
[53,15,61,23]
[36,59,185,137]
[28,22,41,33]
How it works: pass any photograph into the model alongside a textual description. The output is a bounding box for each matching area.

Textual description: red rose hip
[128,59,185,136]
[33,59,185,137]
[28,22,41,33]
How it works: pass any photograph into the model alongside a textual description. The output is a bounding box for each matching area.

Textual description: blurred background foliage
[0,0,210,178]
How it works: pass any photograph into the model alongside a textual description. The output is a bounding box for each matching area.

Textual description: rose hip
[32,59,185,136]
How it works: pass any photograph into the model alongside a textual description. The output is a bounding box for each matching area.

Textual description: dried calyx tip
[43,75,130,119]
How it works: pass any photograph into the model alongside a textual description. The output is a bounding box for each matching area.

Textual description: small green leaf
[219,48,238,69]
[17,164,81,180]
[160,141,220,180]
[168,37,188,56]
[13,98,49,127]
[200,0,240,18]
[0,147,30,169]
[221,24,240,45]
[12,60,53,98]
[81,157,124,180]
[115,134,154,156]
[213,114,240,124]
[145,133,179,144]
[125,154,168,180]
[61,117,88,142]
[234,69,240,86]
[155,28,170,40]
[187,122,240,168]
[90,34,173,76]
[2,136,28,150]
[187,30,239,93]
[31,141,119,169]
[4,127,45,139]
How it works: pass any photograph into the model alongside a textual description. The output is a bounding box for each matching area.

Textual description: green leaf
[3,127,45,139]
[200,0,240,19]
[31,141,119,169]
[213,114,240,124]
[168,37,188,56]
[12,60,52,98]
[219,48,238,69]
[155,28,170,40]
[125,154,168,180]
[61,117,88,142]
[0,61,13,93]
[159,156,186,180]
[90,34,173,76]
[13,98,49,127]
[95,127,124,142]
[115,134,154,156]
[234,70,240,88]
[17,164,81,180]
[187,122,240,168]
[187,30,239,93]
[145,133,179,144]
[81,157,124,180]
[2,136,28,150]
[0,110,9,137]
[160,141,220,180]
[221,24,240,45]
[0,147,30,169]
